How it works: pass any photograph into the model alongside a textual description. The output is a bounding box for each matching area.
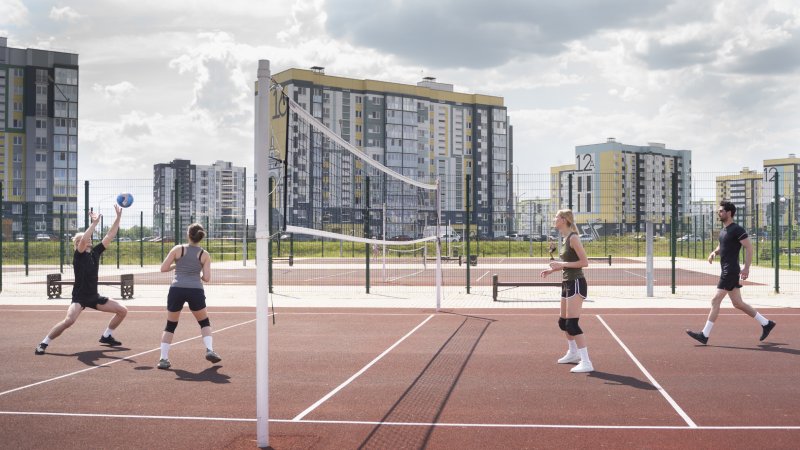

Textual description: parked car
[530,234,547,242]
[35,233,52,242]
[442,233,461,243]
[118,237,132,242]
[504,233,529,241]
[389,235,413,241]
[677,234,701,242]
[14,234,25,241]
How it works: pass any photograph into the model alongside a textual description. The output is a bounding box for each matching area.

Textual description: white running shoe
[570,360,594,373]
[557,352,580,364]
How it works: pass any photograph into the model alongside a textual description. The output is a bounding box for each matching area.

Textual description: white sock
[42,336,52,345]
[578,347,591,363]
[203,335,213,351]
[567,340,578,353]
[702,321,714,337]
[103,328,113,338]
[160,343,170,360]
[754,313,769,326]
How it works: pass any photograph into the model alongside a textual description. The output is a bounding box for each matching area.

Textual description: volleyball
[116,193,134,208]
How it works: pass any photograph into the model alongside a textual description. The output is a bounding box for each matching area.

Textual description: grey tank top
[172,245,205,289]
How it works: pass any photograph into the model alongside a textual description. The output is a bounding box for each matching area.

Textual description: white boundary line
[302,270,361,282]
[0,411,798,430]
[0,318,257,398]
[291,314,435,421]
[596,315,697,428]
[387,269,426,283]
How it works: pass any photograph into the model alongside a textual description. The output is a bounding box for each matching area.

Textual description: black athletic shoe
[686,330,708,345]
[760,321,776,341]
[35,343,48,355]
[99,335,122,346]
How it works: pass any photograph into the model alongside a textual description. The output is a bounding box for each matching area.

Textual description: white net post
[382,202,387,282]
[646,220,654,297]
[254,59,271,448]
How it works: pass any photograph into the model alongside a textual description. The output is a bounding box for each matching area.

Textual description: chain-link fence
[2,172,798,298]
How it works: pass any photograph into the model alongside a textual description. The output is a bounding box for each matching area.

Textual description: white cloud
[0,0,27,26]
[49,6,82,22]
[92,81,136,104]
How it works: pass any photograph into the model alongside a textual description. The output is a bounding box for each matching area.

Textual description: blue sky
[2,0,799,181]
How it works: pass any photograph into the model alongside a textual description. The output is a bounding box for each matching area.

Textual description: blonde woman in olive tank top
[540,209,593,373]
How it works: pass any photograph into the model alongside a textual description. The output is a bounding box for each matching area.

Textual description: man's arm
[101,204,123,248]
[77,212,101,253]
[740,237,753,279]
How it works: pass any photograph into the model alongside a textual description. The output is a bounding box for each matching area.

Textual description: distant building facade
[555,139,692,235]
[271,68,512,239]
[1,37,79,238]
[154,159,246,240]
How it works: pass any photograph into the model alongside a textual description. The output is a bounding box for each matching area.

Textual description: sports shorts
[717,272,743,291]
[72,294,110,310]
[561,278,588,299]
[167,286,207,312]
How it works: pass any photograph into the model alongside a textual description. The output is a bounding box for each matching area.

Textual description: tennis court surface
[1,306,798,449]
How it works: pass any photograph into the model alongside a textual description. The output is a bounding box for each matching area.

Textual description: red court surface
[0,306,797,449]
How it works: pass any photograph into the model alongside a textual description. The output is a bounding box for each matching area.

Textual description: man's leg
[729,288,776,340]
[96,299,128,346]
[687,289,726,344]
[36,303,84,353]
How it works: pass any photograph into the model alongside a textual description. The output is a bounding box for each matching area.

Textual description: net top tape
[286,225,438,247]
[286,96,437,191]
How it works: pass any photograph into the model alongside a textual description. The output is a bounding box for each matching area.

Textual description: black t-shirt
[718,223,748,274]
[72,242,105,300]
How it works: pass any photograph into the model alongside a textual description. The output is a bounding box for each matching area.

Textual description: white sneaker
[557,352,580,364]
[570,360,594,373]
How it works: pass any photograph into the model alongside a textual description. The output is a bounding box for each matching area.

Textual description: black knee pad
[198,318,211,328]
[164,320,178,333]
[565,318,583,336]
[558,317,567,331]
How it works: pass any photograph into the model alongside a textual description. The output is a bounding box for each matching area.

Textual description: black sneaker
[99,335,122,346]
[686,330,708,345]
[760,321,776,341]
[35,343,48,355]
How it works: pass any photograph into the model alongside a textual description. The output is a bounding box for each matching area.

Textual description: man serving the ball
[35,204,129,355]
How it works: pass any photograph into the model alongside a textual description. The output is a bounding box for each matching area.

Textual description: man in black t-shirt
[35,204,128,355]
[686,201,776,345]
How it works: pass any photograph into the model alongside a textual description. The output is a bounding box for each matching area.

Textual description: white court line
[475,271,491,282]
[596,315,697,428]
[622,270,647,279]
[292,314,435,421]
[1,411,799,430]
[0,318,257,398]
[388,269,426,283]
[303,270,361,282]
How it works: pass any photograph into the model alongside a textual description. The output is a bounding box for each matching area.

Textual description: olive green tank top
[560,232,585,281]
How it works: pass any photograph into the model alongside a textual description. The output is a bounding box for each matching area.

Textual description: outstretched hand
[114,203,122,217]
[90,211,101,224]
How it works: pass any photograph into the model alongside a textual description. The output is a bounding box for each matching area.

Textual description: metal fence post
[23,201,29,276]
[466,174,471,294]
[60,205,65,273]
[0,180,3,292]
[84,180,89,229]
[774,173,780,293]
[365,176,370,294]
[140,211,144,267]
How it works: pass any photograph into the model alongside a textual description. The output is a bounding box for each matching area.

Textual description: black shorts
[167,287,207,312]
[561,278,588,299]
[717,272,743,291]
[72,294,109,310]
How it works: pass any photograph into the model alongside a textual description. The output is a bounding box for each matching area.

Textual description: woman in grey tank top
[156,223,221,370]
[540,209,593,373]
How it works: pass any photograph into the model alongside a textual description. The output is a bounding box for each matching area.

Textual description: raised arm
[77,211,101,252]
[101,204,123,248]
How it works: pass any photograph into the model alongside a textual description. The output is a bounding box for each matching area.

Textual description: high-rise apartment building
[1,37,79,238]
[552,139,692,235]
[762,154,799,233]
[270,68,512,239]
[154,159,246,240]
[716,168,762,233]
